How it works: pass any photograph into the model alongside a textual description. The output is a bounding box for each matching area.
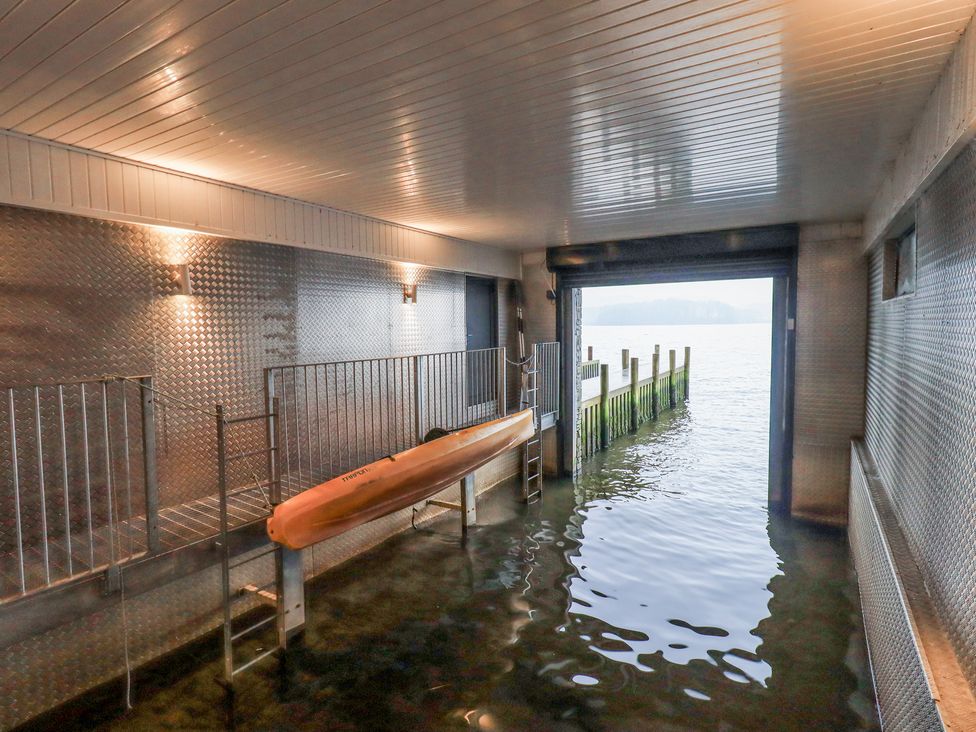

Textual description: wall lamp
[402,283,418,304]
[171,263,194,295]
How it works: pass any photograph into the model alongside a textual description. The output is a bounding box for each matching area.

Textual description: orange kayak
[266,409,535,549]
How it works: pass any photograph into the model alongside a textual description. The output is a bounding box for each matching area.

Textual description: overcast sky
[583,278,773,309]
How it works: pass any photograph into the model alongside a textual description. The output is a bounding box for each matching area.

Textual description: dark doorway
[465,276,498,351]
[465,276,498,406]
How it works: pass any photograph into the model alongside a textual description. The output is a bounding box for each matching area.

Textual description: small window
[883,226,916,300]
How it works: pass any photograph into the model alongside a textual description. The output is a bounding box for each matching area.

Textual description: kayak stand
[424,472,478,533]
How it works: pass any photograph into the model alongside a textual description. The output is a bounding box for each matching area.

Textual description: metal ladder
[215,400,305,690]
[521,354,543,502]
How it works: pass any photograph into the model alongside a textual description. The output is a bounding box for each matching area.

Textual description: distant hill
[583,299,770,325]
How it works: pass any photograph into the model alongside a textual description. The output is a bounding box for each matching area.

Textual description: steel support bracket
[101,565,121,596]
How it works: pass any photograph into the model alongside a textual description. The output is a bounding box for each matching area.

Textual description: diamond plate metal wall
[864,140,976,698]
[0,203,521,728]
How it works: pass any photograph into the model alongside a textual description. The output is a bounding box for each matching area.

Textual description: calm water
[56,324,877,731]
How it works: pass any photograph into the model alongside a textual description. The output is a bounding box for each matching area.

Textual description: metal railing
[580,359,601,380]
[1,376,157,600]
[266,347,507,494]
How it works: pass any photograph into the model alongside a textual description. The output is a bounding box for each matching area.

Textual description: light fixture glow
[171,263,194,295]
[402,283,418,304]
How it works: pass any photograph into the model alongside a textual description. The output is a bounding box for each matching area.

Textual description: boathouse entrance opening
[578,279,775,512]
[547,225,797,513]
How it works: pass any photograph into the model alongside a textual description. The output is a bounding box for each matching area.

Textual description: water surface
[66,323,875,731]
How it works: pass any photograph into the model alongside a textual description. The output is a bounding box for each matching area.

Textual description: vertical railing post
[684,346,691,400]
[621,348,630,372]
[630,357,640,431]
[216,404,233,685]
[669,349,677,409]
[8,388,26,595]
[460,472,477,532]
[413,355,425,444]
[599,364,610,450]
[554,342,561,421]
[264,369,278,503]
[139,376,160,554]
[270,396,281,505]
[101,381,118,578]
[496,347,507,418]
[651,350,660,420]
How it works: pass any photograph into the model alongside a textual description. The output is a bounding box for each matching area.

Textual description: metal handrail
[1,375,157,601]
[264,346,510,495]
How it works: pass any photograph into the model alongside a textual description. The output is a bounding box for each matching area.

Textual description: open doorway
[580,279,773,507]
[548,225,797,512]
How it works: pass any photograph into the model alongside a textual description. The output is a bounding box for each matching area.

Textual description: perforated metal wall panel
[0,203,520,728]
[864,140,976,692]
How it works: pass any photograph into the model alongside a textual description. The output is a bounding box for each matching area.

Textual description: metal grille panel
[849,441,943,732]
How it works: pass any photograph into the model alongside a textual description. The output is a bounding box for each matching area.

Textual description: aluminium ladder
[521,353,543,502]
[215,400,305,691]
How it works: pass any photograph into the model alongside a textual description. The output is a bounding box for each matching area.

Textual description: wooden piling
[621,348,630,371]
[599,364,610,449]
[630,357,640,431]
[587,345,594,361]
[651,350,660,419]
[684,346,691,400]
[669,349,677,409]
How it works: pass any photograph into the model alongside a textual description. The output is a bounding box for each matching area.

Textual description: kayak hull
[266,409,535,550]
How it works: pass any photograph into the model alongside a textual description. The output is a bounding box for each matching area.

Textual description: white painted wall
[0,130,520,279]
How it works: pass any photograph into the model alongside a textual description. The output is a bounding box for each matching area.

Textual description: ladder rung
[527,456,540,463]
[226,447,274,462]
[225,413,274,425]
[231,647,278,676]
[231,613,276,641]
[523,490,542,501]
[241,583,278,604]
[228,547,277,569]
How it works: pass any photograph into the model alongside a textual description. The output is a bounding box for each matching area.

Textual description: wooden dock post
[599,364,610,450]
[651,350,660,419]
[587,345,594,361]
[621,348,630,371]
[684,346,691,400]
[630,357,640,431]
[669,349,677,409]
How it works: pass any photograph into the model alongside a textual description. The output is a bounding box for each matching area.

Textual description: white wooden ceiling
[0,0,973,249]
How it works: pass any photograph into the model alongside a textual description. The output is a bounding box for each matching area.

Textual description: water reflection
[71,327,876,732]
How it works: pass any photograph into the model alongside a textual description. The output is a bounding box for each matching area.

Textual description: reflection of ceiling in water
[1,0,972,248]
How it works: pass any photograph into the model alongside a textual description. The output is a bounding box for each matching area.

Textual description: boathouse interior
[2,1,976,729]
